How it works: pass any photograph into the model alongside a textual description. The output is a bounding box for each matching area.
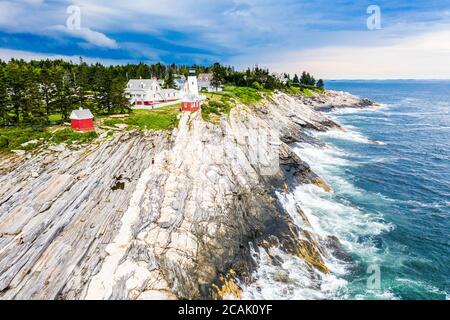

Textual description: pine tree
[300,71,308,85]
[316,79,325,89]
[0,62,9,126]
[27,68,46,126]
[211,62,225,90]
[165,71,175,89]
[300,71,316,86]
[39,65,60,119]
[59,70,77,121]
[75,58,90,110]
[93,66,113,114]
[6,61,28,124]
[111,78,130,114]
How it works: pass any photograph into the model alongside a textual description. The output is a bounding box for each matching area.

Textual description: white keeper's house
[126,78,180,106]
[198,73,223,92]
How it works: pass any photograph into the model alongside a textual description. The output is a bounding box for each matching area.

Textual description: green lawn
[204,86,263,105]
[221,86,264,104]
[102,106,180,131]
[0,126,98,152]
[201,86,266,122]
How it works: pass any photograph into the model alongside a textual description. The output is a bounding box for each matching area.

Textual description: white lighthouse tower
[181,69,204,111]
[183,69,199,96]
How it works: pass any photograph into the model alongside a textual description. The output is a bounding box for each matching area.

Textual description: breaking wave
[242,125,394,300]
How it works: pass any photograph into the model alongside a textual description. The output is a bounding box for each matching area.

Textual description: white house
[126,78,180,106]
[174,78,186,90]
[198,73,223,92]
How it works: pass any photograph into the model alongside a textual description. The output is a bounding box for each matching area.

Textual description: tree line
[0,58,133,127]
[0,58,323,127]
[291,71,324,89]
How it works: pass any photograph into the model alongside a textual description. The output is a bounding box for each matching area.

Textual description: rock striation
[0,91,368,300]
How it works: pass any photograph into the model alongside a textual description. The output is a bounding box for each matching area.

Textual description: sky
[0,0,450,79]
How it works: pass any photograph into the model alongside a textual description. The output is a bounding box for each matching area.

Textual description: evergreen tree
[316,79,325,89]
[300,71,315,86]
[211,62,225,90]
[300,71,308,85]
[6,61,28,124]
[26,67,46,126]
[293,74,299,83]
[165,71,175,89]
[111,78,130,114]
[94,66,113,114]
[59,70,77,121]
[39,64,60,119]
[75,58,90,109]
[0,62,9,126]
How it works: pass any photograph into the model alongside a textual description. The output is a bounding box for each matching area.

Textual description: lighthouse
[184,69,199,97]
[181,69,203,111]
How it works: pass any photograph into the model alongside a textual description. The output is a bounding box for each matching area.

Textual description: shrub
[0,127,50,151]
[0,135,9,148]
[251,81,264,91]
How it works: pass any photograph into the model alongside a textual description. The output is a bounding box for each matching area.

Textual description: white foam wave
[241,245,348,300]
[329,103,390,115]
[292,143,353,168]
[317,128,384,145]
[395,278,449,299]
[242,130,396,299]
[292,184,392,255]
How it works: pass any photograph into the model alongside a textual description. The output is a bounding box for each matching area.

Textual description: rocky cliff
[0,91,375,300]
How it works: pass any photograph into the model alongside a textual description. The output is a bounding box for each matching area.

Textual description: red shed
[70,109,94,131]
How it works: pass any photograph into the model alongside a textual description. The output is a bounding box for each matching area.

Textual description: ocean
[244,80,449,300]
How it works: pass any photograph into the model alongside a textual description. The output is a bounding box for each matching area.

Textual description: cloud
[0,0,119,49]
[48,25,119,49]
[253,28,450,79]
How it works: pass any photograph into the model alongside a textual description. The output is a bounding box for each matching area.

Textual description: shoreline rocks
[0,90,366,300]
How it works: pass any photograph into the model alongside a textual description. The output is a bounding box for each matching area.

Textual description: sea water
[244,80,449,300]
